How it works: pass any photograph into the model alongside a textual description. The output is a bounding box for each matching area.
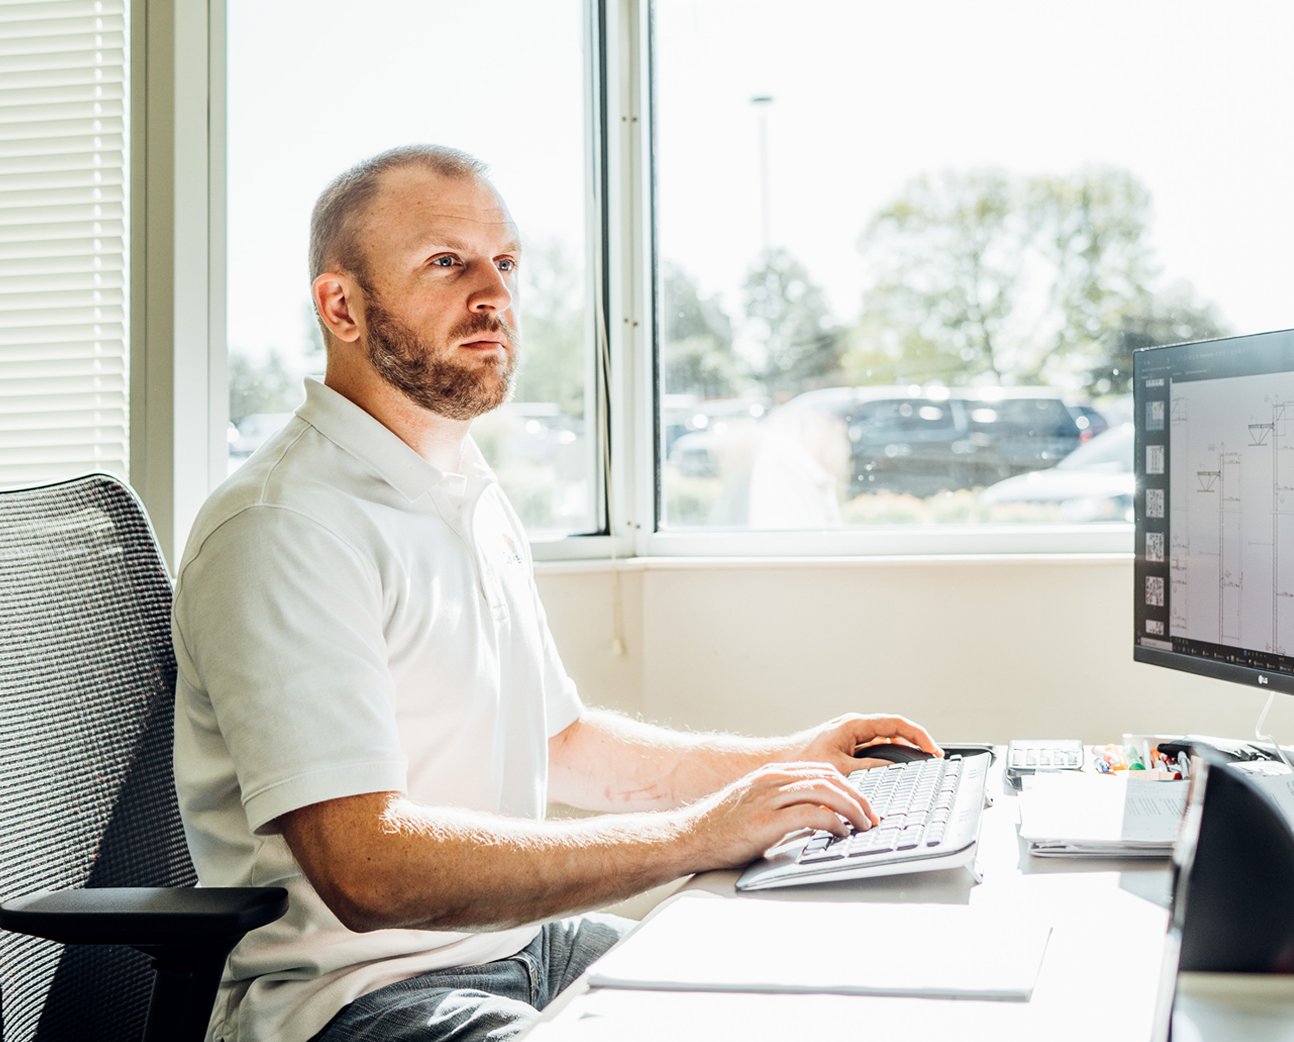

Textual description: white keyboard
[736,752,990,891]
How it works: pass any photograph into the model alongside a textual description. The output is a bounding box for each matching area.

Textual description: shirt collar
[295,378,496,502]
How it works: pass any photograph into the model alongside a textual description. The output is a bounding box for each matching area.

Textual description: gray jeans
[309,913,632,1042]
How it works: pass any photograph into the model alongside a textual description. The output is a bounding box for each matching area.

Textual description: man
[172,144,940,1042]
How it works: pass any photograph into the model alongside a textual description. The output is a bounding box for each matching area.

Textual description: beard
[363,294,519,421]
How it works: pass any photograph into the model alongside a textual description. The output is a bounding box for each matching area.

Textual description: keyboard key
[897,826,924,850]
[799,849,845,863]
[849,839,898,857]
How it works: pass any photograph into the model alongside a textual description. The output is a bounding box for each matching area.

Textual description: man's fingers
[791,805,861,838]
[693,762,892,869]
[766,771,876,831]
[852,714,942,756]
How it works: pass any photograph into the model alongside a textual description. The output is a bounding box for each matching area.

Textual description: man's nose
[468,264,512,313]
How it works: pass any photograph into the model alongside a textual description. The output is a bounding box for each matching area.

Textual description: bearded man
[172,145,938,1042]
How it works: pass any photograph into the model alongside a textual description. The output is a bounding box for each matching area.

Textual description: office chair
[0,474,287,1042]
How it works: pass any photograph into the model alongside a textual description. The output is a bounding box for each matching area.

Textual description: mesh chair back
[0,475,197,1042]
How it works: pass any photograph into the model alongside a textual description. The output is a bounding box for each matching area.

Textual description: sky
[226,0,588,360]
[227,0,1294,371]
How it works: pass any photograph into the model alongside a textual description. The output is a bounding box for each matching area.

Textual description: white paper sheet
[1017,773,1187,856]
[585,893,1051,1000]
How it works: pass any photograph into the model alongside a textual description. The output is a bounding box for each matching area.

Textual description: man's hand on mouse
[777,713,943,776]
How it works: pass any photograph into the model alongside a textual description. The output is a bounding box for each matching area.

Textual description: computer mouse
[852,743,937,764]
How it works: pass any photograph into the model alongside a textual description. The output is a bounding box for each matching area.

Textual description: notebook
[586,892,1051,1000]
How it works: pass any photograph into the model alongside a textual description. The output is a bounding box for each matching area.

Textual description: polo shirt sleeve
[536,591,584,738]
[173,505,407,835]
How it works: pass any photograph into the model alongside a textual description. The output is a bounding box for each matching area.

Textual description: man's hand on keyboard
[679,763,879,870]
[778,713,942,777]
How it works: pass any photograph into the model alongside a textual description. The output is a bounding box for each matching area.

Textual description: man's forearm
[291,795,701,933]
[548,708,794,812]
[282,758,878,936]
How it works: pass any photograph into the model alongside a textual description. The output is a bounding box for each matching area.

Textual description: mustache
[449,314,518,346]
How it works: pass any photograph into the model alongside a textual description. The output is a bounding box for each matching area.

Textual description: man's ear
[312,272,362,344]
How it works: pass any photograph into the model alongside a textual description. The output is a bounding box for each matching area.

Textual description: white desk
[524,756,1180,1041]
[1174,974,1294,1041]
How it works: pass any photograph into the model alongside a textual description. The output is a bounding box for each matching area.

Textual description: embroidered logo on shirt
[501,533,525,566]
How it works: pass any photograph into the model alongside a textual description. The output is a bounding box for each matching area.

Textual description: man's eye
[431,255,458,268]
[496,258,517,273]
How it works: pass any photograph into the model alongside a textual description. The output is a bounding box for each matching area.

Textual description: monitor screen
[1133,329,1294,696]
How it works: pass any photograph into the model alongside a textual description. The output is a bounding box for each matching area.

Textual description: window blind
[0,0,128,489]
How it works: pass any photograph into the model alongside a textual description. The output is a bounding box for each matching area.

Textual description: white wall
[537,556,1294,748]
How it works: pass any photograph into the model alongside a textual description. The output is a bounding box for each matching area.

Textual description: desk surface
[523,756,1179,1042]
[1174,974,1294,1041]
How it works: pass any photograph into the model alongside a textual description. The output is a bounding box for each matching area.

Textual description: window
[225,0,601,538]
[211,1,1294,555]
[0,0,129,488]
[652,0,1294,536]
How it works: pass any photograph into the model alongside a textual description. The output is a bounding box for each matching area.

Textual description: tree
[850,169,1026,384]
[510,237,586,416]
[228,349,304,424]
[1028,168,1174,386]
[849,166,1228,395]
[1090,281,1229,396]
[660,261,744,399]
[742,247,844,399]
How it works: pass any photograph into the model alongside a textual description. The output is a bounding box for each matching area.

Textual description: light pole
[750,95,776,392]
[751,95,773,259]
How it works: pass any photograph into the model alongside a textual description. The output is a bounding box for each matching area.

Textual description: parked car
[1068,402,1110,442]
[661,395,770,454]
[666,429,723,478]
[773,386,1088,497]
[978,423,1133,522]
[960,388,1089,476]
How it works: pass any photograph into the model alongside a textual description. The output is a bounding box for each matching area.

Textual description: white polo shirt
[172,378,584,1042]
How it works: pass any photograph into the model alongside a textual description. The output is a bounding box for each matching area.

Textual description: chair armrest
[0,886,288,948]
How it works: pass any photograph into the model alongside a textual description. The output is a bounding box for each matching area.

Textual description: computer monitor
[1133,329,1294,697]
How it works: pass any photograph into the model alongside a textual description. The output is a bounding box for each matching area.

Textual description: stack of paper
[586,893,1051,1001]
[1017,772,1188,857]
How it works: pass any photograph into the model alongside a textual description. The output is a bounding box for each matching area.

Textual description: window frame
[628,0,1132,559]
[130,0,226,570]
[532,0,638,561]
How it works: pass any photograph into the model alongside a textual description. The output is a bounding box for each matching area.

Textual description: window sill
[530,522,1134,567]
[532,523,1134,573]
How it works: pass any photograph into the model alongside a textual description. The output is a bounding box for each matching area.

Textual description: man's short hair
[308,144,489,284]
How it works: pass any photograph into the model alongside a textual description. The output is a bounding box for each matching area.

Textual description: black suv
[776,387,1089,497]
